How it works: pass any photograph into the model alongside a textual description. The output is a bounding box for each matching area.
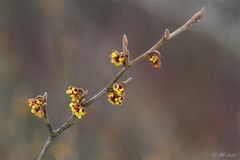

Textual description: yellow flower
[66,86,84,103]
[111,50,118,58]
[26,94,46,118]
[69,102,86,119]
[110,50,126,66]
[148,51,161,68]
[107,82,126,105]
[31,105,44,118]
[66,86,88,118]
[27,98,35,107]
[149,55,158,63]
[35,96,44,106]
[114,96,124,105]
[108,94,124,105]
[113,83,124,96]
[107,91,115,98]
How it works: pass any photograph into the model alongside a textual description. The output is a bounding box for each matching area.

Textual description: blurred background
[0,0,239,159]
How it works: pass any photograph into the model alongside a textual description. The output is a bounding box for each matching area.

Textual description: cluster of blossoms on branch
[26,34,162,119]
[107,82,125,105]
[27,94,47,118]
[66,86,88,119]
[108,36,161,104]
[110,42,161,69]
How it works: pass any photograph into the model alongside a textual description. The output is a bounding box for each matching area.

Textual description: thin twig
[130,7,205,66]
[42,92,55,136]
[37,115,76,160]
[55,114,76,135]
[36,7,205,160]
[36,136,54,160]
[168,7,205,39]
[43,119,55,136]
[123,77,132,84]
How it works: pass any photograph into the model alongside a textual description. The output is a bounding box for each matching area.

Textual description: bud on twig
[164,29,170,40]
[122,34,130,66]
[122,33,128,53]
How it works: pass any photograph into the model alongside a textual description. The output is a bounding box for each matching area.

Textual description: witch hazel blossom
[69,102,86,119]
[66,86,88,119]
[148,50,161,68]
[26,94,46,118]
[110,49,127,66]
[107,82,126,105]
[66,86,85,103]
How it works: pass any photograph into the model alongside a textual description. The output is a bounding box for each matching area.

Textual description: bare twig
[36,7,205,160]
[43,119,55,136]
[123,77,132,84]
[168,7,205,39]
[37,115,76,160]
[130,7,205,66]
[42,92,55,136]
[36,136,54,160]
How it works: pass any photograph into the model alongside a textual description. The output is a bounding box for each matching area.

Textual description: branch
[130,7,205,66]
[43,119,55,136]
[42,92,55,136]
[36,136,54,160]
[36,7,205,160]
[55,114,76,135]
[168,7,205,39]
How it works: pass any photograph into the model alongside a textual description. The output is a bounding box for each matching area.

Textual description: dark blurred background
[0,0,239,159]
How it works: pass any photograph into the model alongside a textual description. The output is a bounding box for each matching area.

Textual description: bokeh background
[0,0,239,159]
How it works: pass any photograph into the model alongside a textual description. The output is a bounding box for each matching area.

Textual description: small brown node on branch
[164,29,170,40]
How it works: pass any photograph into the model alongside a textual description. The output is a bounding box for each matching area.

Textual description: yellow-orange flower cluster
[27,95,46,118]
[69,102,86,119]
[110,50,126,66]
[107,83,125,105]
[148,51,161,68]
[66,86,84,103]
[66,86,87,119]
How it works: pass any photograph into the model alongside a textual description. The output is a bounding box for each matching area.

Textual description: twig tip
[43,92,48,100]
[124,77,132,84]
[201,6,206,12]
